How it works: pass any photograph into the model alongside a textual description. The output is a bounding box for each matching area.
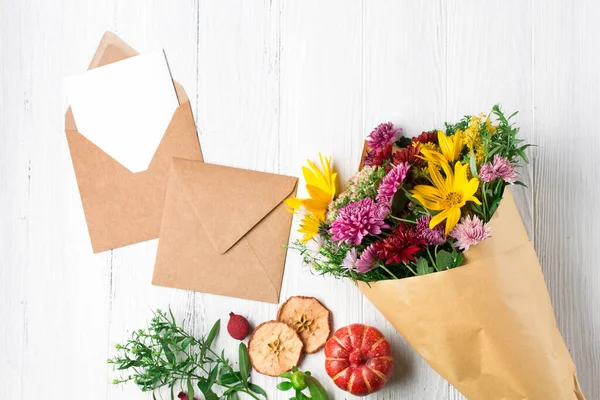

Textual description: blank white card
[64,50,179,173]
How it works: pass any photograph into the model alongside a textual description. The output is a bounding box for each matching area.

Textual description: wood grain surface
[1,0,598,399]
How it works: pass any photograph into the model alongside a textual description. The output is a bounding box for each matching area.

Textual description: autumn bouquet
[287,106,585,400]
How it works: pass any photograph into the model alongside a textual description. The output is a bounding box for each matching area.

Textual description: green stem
[389,216,416,224]
[481,181,488,220]
[403,262,418,276]
[379,264,399,279]
[426,247,440,272]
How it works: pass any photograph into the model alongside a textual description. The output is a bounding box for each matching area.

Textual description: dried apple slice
[277,296,332,354]
[248,321,303,376]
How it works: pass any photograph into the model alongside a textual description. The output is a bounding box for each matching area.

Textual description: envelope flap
[172,159,298,254]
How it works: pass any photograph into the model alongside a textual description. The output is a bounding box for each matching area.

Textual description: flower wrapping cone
[359,189,585,399]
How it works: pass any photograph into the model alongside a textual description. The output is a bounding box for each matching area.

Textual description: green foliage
[108,309,266,400]
[277,367,329,400]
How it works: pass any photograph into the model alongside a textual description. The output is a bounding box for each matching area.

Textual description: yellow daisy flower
[410,161,481,234]
[420,130,464,166]
[285,154,337,220]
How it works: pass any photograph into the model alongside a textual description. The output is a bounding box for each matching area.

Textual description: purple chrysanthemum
[450,215,492,251]
[376,162,411,204]
[479,154,519,184]
[366,122,401,150]
[356,245,377,273]
[416,215,446,245]
[329,198,389,245]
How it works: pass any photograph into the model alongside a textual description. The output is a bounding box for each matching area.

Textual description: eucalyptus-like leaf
[239,342,251,387]
[249,382,268,398]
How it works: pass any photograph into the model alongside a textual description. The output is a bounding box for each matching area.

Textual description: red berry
[227,312,251,340]
[177,392,196,400]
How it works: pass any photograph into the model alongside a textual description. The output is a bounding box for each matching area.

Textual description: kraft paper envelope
[152,158,298,304]
[65,32,203,252]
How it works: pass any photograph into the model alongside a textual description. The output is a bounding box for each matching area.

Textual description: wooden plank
[9,0,119,399]
[362,1,450,398]
[278,0,367,398]
[194,0,284,394]
[103,2,201,400]
[533,1,600,398]
[445,2,534,398]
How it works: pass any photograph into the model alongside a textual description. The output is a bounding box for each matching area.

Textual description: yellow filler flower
[411,161,481,234]
[420,130,464,166]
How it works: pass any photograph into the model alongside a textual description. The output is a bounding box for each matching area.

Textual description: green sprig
[108,309,266,400]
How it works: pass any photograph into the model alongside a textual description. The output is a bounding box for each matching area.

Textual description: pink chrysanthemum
[329,198,389,245]
[450,215,492,251]
[376,162,411,204]
[356,245,377,273]
[366,122,401,150]
[479,154,519,184]
[342,248,359,271]
[416,215,446,245]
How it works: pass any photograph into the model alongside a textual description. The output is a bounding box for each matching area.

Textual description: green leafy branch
[108,309,266,400]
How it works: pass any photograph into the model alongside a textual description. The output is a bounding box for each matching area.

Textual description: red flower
[412,131,437,144]
[364,143,393,167]
[393,143,422,166]
[372,224,425,264]
[178,392,197,400]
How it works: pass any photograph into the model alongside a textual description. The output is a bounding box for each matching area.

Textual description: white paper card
[64,50,179,173]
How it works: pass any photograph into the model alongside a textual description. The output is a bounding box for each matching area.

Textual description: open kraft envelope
[152,158,298,304]
[359,187,585,398]
[65,32,203,253]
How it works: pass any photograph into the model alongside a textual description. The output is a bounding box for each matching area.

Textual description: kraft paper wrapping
[358,189,585,399]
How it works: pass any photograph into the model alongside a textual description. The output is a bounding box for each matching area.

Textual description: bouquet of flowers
[287,106,585,400]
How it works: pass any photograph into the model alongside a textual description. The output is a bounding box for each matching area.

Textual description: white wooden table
[1,1,599,399]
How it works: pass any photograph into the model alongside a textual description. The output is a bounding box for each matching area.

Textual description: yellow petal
[464,177,480,198]
[453,129,463,160]
[466,195,482,205]
[453,162,468,190]
[430,209,449,229]
[438,130,452,161]
[411,192,444,211]
[429,164,450,194]
[412,185,444,202]
[284,197,304,211]
[440,162,454,190]
[444,207,462,234]
[306,184,333,203]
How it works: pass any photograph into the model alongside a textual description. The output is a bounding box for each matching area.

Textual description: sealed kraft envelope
[64,32,203,252]
[152,158,298,304]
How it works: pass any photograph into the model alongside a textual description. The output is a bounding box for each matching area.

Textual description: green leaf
[469,150,478,178]
[295,390,307,400]
[415,257,433,275]
[202,319,220,358]
[277,381,294,391]
[186,379,195,400]
[397,136,412,148]
[306,376,330,400]
[279,371,293,379]
[205,364,220,392]
[390,188,409,216]
[158,338,175,364]
[248,382,268,398]
[516,148,529,163]
[436,250,456,271]
[514,180,527,187]
[239,342,251,387]
[227,393,239,400]
[218,372,242,385]
[181,336,194,351]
